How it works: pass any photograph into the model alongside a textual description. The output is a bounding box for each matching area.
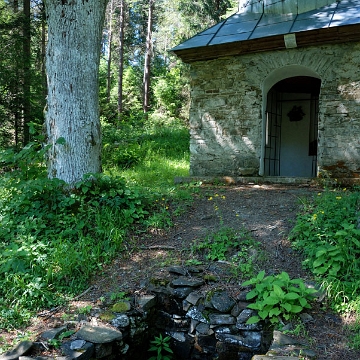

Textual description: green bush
[242,271,317,325]
[0,145,149,329]
[290,189,360,311]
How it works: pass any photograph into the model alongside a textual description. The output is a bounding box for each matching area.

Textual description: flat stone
[230,301,249,317]
[190,319,199,333]
[41,326,67,340]
[76,325,122,344]
[111,314,130,328]
[70,340,86,350]
[185,292,203,305]
[0,341,33,360]
[172,277,204,287]
[213,325,236,334]
[168,266,187,275]
[196,323,213,335]
[271,330,304,347]
[137,295,156,312]
[186,307,209,323]
[236,309,254,324]
[210,291,236,313]
[61,341,94,360]
[167,331,186,342]
[299,312,314,323]
[208,313,236,325]
[216,333,261,351]
[172,287,193,299]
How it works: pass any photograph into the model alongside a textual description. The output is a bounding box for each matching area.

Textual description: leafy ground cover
[0,114,189,332]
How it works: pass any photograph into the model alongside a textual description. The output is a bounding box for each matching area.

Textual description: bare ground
[2,183,360,359]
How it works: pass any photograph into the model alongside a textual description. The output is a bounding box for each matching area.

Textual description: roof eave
[172,24,360,63]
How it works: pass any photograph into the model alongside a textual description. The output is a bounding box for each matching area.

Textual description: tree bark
[117,0,125,117]
[106,0,114,102]
[22,0,31,145]
[45,0,108,185]
[143,0,153,114]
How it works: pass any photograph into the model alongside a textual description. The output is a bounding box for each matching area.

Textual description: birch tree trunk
[45,0,108,185]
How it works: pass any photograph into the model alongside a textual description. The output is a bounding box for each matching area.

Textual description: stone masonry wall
[189,42,360,179]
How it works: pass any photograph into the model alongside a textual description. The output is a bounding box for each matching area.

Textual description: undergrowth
[289,187,360,313]
[0,114,192,330]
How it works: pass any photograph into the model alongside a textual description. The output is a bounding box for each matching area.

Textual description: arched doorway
[261,71,321,177]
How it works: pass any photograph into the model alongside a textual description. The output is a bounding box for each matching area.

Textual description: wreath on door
[287,105,305,122]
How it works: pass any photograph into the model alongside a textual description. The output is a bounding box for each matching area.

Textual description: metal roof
[172,0,360,52]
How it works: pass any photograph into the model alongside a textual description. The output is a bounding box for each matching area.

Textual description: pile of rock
[0,265,316,360]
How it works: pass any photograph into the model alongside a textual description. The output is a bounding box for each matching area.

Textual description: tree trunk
[45,0,108,185]
[41,0,47,107]
[117,0,125,117]
[143,0,153,114]
[106,0,114,102]
[22,0,31,145]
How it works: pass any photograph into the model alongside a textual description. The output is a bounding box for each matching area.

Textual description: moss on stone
[99,311,116,322]
[112,301,131,313]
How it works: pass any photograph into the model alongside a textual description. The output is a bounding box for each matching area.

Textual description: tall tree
[45,0,108,185]
[117,0,125,116]
[143,0,153,114]
[106,0,115,102]
[22,0,31,145]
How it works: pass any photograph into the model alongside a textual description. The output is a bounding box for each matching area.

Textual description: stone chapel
[172,0,360,182]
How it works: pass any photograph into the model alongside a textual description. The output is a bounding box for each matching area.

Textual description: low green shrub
[289,189,360,311]
[0,146,149,329]
[242,271,317,325]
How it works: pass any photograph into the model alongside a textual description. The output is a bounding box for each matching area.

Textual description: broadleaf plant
[242,271,317,325]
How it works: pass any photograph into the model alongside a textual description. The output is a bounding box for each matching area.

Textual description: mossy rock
[112,301,131,313]
[99,311,116,322]
[149,277,170,287]
[203,274,217,282]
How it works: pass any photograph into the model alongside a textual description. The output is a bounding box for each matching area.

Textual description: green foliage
[0,112,191,330]
[242,271,317,325]
[153,67,188,117]
[346,317,360,350]
[192,226,258,278]
[0,144,150,329]
[77,306,92,315]
[102,114,189,193]
[289,189,360,311]
[193,227,241,261]
[148,333,173,360]
[110,291,129,302]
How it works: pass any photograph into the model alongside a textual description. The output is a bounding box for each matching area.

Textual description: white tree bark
[45,0,108,185]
